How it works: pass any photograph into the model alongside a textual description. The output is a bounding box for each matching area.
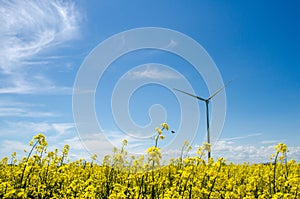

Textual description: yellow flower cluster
[154,122,171,148]
[0,134,299,198]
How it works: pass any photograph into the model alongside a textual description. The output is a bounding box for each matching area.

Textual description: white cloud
[0,100,58,118]
[61,130,157,161]
[164,39,177,49]
[49,130,300,164]
[221,133,262,141]
[0,0,80,72]
[261,140,279,144]
[0,100,36,107]
[211,140,300,163]
[0,121,75,142]
[127,65,180,80]
[2,128,300,164]
[50,133,117,161]
[0,73,73,94]
[0,107,58,118]
[0,0,81,94]
[1,140,28,157]
[160,140,300,164]
[0,121,78,158]
[52,123,75,135]
[6,121,75,135]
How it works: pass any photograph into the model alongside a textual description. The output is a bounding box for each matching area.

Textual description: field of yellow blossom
[0,124,299,198]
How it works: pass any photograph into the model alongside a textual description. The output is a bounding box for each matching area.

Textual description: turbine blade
[207,86,225,100]
[173,88,206,101]
[207,79,233,100]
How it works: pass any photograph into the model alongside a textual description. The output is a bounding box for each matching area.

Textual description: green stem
[20,140,38,187]
[273,152,279,194]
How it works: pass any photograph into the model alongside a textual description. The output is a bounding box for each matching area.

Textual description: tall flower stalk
[272,142,288,194]
[154,122,169,148]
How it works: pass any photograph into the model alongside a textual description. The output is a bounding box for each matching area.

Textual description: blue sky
[0,0,299,163]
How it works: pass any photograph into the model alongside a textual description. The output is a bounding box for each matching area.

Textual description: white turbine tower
[174,80,232,159]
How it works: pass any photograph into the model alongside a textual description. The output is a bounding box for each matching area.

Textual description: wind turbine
[174,80,232,159]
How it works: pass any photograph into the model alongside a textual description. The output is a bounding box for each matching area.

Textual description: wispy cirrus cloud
[260,140,280,145]
[0,107,58,118]
[0,0,81,94]
[0,0,80,72]
[1,121,75,136]
[127,65,180,80]
[0,73,73,94]
[0,100,59,117]
[220,133,262,141]
[164,39,177,49]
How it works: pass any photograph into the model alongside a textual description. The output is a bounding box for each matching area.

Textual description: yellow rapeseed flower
[161,122,169,131]
[155,127,163,135]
